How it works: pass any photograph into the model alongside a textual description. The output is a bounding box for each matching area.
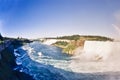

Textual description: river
[14,41,120,80]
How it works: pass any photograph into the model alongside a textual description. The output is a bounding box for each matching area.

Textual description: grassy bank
[53,40,85,55]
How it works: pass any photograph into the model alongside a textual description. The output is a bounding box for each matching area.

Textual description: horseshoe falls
[14,41,120,80]
[70,41,120,73]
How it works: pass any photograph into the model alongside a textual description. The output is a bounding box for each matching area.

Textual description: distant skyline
[0,0,120,39]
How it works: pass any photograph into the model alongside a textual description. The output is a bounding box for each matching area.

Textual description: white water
[81,41,120,61]
[70,41,120,73]
[14,41,120,80]
[43,39,58,45]
[43,39,70,45]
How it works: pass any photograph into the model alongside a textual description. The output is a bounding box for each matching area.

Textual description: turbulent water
[14,41,120,80]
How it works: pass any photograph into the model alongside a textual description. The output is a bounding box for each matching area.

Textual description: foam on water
[14,41,120,80]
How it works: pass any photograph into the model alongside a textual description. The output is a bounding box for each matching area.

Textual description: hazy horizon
[0,0,120,39]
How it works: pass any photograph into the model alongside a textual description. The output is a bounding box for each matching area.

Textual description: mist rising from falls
[81,41,120,61]
[70,41,120,73]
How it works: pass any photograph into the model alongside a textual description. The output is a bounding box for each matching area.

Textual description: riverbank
[0,39,34,80]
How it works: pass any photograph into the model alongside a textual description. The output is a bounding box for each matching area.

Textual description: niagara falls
[1,0,120,80]
[12,40,120,80]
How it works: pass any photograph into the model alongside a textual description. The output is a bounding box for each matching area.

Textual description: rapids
[14,41,120,80]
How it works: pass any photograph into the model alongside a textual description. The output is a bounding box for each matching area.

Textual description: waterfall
[70,41,120,73]
[82,41,120,61]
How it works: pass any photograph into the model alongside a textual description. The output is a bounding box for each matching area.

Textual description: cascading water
[70,41,120,73]
[14,41,120,80]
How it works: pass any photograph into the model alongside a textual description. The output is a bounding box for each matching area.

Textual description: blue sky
[0,0,120,39]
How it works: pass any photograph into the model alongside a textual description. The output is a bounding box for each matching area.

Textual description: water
[70,41,120,73]
[14,41,120,80]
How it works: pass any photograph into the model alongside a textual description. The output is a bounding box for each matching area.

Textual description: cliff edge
[0,39,34,80]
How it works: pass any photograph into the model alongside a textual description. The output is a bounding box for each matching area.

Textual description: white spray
[69,41,120,73]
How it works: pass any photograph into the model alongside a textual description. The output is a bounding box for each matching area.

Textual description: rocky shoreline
[0,39,34,80]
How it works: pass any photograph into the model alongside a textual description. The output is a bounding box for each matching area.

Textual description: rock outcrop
[0,33,3,41]
[0,40,34,80]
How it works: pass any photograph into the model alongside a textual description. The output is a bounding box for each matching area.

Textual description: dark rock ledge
[0,40,34,80]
